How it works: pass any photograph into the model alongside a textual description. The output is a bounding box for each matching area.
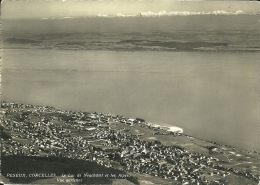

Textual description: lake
[2,48,259,152]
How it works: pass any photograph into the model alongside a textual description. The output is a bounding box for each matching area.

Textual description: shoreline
[145,122,183,133]
[1,101,259,184]
[1,100,258,153]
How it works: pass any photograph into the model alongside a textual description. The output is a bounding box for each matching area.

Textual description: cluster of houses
[90,128,239,184]
[1,101,259,184]
[2,140,38,156]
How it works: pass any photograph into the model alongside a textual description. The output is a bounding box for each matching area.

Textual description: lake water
[2,49,259,152]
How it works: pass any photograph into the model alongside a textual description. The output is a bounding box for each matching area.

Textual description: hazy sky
[2,0,259,19]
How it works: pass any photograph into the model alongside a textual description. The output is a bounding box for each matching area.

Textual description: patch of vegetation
[4,38,40,44]
[0,126,12,140]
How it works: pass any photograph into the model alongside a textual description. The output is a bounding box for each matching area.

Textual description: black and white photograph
[1,0,259,184]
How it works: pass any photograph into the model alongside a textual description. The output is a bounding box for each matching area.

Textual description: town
[1,101,259,185]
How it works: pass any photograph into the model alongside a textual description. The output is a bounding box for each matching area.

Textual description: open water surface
[2,49,259,151]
